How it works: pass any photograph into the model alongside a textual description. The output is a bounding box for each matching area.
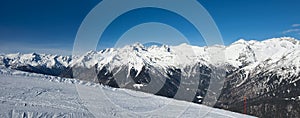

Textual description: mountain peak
[178,43,190,46]
[232,37,300,46]
[131,42,144,48]
[86,50,98,55]
[268,37,299,45]
[129,42,146,52]
[233,39,248,45]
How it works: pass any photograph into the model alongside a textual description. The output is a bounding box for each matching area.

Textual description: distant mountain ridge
[1,37,300,117]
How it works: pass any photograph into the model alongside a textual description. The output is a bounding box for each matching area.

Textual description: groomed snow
[0,69,255,118]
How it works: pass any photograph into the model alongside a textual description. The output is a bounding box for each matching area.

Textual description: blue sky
[0,0,300,55]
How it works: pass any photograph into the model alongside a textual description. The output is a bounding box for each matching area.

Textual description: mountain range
[1,37,300,117]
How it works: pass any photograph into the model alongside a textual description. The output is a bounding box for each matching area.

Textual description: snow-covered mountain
[223,37,300,87]
[219,37,300,117]
[1,37,300,117]
[2,37,299,77]
[0,53,71,76]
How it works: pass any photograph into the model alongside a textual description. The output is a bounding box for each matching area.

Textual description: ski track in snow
[0,70,255,118]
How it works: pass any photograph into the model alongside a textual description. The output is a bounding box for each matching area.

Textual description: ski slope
[0,69,255,118]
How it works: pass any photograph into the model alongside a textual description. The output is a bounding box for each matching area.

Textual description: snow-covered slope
[0,68,254,118]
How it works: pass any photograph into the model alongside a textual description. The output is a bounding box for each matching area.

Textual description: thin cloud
[292,24,300,27]
[282,29,300,34]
